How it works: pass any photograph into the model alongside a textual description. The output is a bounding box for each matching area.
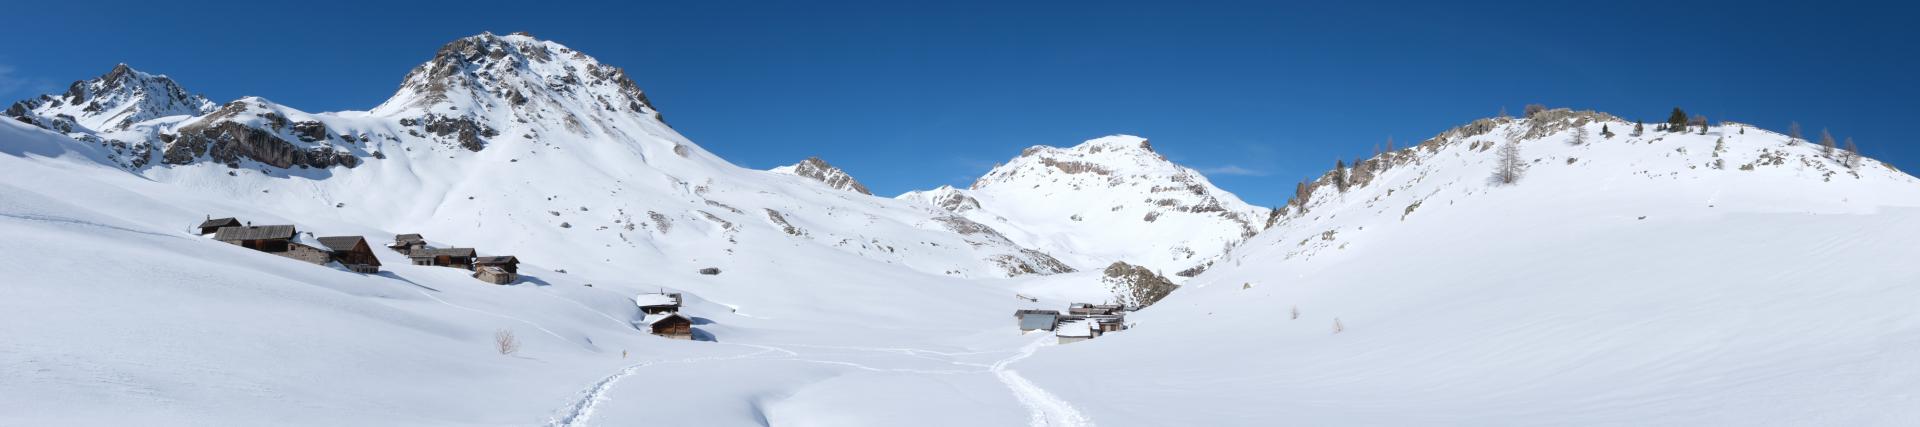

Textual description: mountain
[4,63,216,134]
[901,135,1267,277]
[1012,109,1920,425]
[770,156,872,195]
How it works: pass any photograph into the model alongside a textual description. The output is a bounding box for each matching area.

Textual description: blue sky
[4,0,1914,205]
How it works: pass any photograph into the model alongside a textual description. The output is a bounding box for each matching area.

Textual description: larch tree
[1820,128,1837,156]
[1693,115,1709,135]
[1570,126,1588,145]
[1788,121,1803,145]
[1632,121,1645,137]
[1844,137,1861,169]
[1495,139,1524,184]
[1334,159,1350,192]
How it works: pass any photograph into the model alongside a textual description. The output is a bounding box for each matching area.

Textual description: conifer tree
[1666,107,1689,132]
[1788,122,1803,145]
[1632,121,1645,137]
[1602,124,1614,138]
[1334,159,1349,192]
[1844,137,1861,169]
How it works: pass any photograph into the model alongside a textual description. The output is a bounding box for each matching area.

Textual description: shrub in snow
[495,329,520,355]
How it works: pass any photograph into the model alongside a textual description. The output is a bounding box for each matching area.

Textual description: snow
[633,293,679,307]
[6,33,1920,426]
[901,134,1267,276]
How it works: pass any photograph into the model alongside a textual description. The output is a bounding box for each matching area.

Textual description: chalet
[636,292,683,315]
[1014,309,1061,331]
[1090,315,1127,333]
[1055,318,1095,344]
[647,313,693,340]
[215,225,298,252]
[198,217,241,235]
[410,248,476,269]
[1068,303,1124,316]
[388,233,427,255]
[473,266,515,285]
[473,256,519,274]
[315,236,382,273]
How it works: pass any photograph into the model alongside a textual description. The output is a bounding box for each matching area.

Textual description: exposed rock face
[372,32,667,133]
[1102,261,1178,308]
[161,99,357,169]
[401,114,497,151]
[770,156,872,195]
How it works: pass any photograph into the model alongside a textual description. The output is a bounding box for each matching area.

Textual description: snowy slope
[1015,110,1920,425]
[902,135,1267,277]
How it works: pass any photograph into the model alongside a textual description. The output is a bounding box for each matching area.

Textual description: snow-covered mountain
[901,135,1268,277]
[1015,109,1920,425]
[770,156,872,195]
[5,63,216,134]
[8,31,1920,425]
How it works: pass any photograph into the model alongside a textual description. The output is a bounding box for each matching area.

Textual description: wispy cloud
[1198,165,1268,177]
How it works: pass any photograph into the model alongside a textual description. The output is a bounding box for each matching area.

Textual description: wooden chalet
[648,313,693,340]
[636,292,683,315]
[315,236,382,273]
[473,256,519,274]
[198,217,242,235]
[215,225,298,252]
[388,233,427,255]
[410,248,476,269]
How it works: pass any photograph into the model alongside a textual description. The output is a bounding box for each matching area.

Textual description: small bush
[495,329,520,356]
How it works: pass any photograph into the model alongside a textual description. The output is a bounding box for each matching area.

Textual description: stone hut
[411,248,476,269]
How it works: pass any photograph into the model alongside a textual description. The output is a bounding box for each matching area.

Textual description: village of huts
[1014,302,1129,344]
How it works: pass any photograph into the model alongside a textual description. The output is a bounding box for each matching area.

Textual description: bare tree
[1692,115,1709,135]
[1290,305,1300,320]
[1332,318,1344,334]
[1788,121,1803,145]
[495,329,520,356]
[1820,128,1837,156]
[1569,127,1588,145]
[1494,139,1524,184]
[1844,137,1861,169]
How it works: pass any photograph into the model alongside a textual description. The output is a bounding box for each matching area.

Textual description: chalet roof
[315,236,367,252]
[1019,314,1060,330]
[646,312,690,326]
[635,293,682,308]
[214,225,296,241]
[199,217,241,228]
[394,233,425,243]
[474,256,519,265]
[418,248,477,257]
[1015,309,1061,317]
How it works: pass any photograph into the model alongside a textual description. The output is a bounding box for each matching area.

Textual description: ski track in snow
[992,336,1093,427]
[546,346,784,427]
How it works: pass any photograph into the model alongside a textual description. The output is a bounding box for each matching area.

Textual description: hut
[1014,309,1061,331]
[1068,303,1123,316]
[410,248,476,269]
[388,233,427,255]
[647,313,693,339]
[636,292,683,314]
[315,236,382,273]
[472,266,515,285]
[473,256,520,274]
[215,225,298,252]
[1090,315,1127,333]
[198,217,241,235]
[1055,319,1095,344]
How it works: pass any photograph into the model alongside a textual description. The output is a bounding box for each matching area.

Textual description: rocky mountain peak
[771,156,872,195]
[372,32,663,126]
[4,63,214,133]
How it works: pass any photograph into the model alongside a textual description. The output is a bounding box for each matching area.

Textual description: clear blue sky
[4,0,1914,205]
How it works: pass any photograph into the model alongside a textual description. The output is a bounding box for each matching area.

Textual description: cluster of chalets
[1013,303,1129,344]
[387,233,520,284]
[195,216,519,284]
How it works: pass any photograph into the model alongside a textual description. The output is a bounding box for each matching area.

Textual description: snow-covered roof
[635,293,681,308]
[645,312,688,326]
[1055,319,1094,338]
